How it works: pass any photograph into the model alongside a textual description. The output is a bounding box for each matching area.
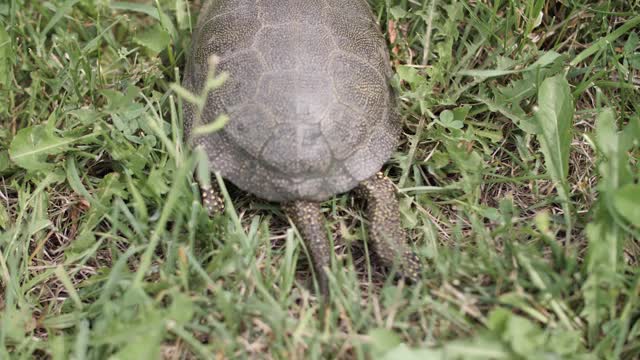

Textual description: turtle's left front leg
[356,173,422,281]
[195,152,225,216]
[284,200,331,298]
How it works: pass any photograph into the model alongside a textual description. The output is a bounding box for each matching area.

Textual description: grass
[1,0,639,358]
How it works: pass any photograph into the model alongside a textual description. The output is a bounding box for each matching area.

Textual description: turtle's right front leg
[284,201,331,298]
[200,181,225,216]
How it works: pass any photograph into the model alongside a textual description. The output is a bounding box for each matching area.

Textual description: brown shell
[183,0,399,202]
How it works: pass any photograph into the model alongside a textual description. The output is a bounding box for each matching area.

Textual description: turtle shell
[183,0,400,202]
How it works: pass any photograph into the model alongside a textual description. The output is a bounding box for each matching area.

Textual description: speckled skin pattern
[186,0,422,293]
[284,173,422,296]
[183,0,400,202]
[283,201,331,296]
[201,183,225,215]
[355,173,422,281]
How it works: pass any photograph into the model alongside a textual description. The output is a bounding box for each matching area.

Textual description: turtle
[182,0,422,296]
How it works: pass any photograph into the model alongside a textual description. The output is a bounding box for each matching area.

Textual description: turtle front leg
[356,173,422,281]
[284,201,331,297]
[200,182,225,216]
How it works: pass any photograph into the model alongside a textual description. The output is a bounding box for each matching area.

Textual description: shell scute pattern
[200,0,256,17]
[343,120,398,181]
[257,0,327,25]
[185,0,399,202]
[323,0,373,21]
[330,53,388,114]
[192,7,261,66]
[254,26,299,71]
[323,9,389,72]
[256,72,333,126]
[321,103,368,160]
[215,50,264,109]
[224,104,277,158]
[261,124,333,175]
[255,24,335,72]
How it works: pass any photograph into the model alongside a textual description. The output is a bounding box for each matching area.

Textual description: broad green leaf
[41,0,82,36]
[368,328,401,355]
[0,200,8,228]
[399,196,419,229]
[443,340,511,360]
[396,66,425,88]
[452,105,470,122]
[147,167,170,195]
[628,54,640,69]
[595,108,620,158]
[107,323,164,360]
[620,116,640,150]
[8,125,74,171]
[111,2,160,17]
[446,139,483,197]
[595,108,632,190]
[623,32,638,55]
[475,128,504,143]
[134,25,171,54]
[102,85,141,110]
[546,330,583,356]
[382,344,444,360]
[49,334,68,360]
[0,150,11,172]
[458,69,519,78]
[389,6,408,19]
[613,184,640,227]
[65,230,96,259]
[111,1,177,37]
[439,110,464,129]
[534,74,573,226]
[2,306,33,342]
[168,293,195,325]
[582,220,622,338]
[66,156,96,206]
[459,51,561,78]
[582,108,629,341]
[530,51,562,67]
[489,308,544,356]
[175,0,189,30]
[0,23,11,87]
[471,95,538,134]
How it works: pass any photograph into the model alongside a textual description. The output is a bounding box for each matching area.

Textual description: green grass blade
[570,15,640,67]
[41,0,81,37]
[534,74,574,239]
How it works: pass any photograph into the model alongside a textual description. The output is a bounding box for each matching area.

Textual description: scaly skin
[200,183,225,215]
[201,173,421,297]
[283,201,331,297]
[355,173,422,281]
